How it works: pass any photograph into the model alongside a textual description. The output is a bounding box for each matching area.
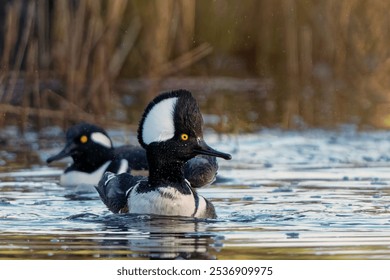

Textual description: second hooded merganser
[46,123,148,187]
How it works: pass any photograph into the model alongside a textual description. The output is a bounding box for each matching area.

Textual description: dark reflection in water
[0,215,220,260]
[67,214,219,260]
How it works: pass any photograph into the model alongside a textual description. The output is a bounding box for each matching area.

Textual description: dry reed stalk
[255,0,274,77]
[299,26,312,86]
[176,0,196,54]
[150,42,213,77]
[135,0,171,101]
[282,0,300,128]
[27,39,41,129]
[108,17,141,78]
[105,0,128,49]
[2,1,35,104]
[152,0,175,70]
[36,0,50,69]
[0,1,21,73]
[299,25,314,123]
[69,0,87,106]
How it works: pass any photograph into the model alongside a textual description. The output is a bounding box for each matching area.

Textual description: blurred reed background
[1,0,390,133]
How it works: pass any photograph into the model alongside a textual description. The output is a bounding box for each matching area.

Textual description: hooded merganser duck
[96,89,231,218]
[46,122,148,187]
[47,122,220,189]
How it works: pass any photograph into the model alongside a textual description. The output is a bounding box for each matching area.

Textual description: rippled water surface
[1,127,390,259]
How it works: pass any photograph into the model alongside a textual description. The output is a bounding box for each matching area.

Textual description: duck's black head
[47,122,114,165]
[137,90,231,165]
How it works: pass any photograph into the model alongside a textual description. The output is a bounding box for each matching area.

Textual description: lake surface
[1,126,390,259]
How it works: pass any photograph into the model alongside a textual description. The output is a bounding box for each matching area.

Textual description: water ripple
[1,129,390,259]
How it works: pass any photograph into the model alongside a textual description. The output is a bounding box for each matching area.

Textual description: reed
[1,0,390,132]
[0,0,139,130]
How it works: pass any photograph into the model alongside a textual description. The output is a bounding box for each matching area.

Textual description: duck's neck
[147,148,186,186]
[71,148,114,172]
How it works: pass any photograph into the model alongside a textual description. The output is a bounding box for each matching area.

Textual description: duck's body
[96,90,231,218]
[60,161,112,187]
[184,155,218,188]
[100,173,216,218]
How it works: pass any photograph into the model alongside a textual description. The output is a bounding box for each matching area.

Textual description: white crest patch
[142,97,177,145]
[91,132,112,148]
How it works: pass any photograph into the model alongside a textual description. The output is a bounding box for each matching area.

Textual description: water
[1,126,390,259]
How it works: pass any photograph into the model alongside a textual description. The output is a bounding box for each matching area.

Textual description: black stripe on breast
[191,189,200,217]
[204,199,217,219]
[106,159,122,173]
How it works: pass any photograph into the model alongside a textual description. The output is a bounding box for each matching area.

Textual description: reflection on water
[70,214,218,260]
[1,128,390,259]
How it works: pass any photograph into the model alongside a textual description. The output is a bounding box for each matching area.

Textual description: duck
[95,89,232,218]
[46,122,148,187]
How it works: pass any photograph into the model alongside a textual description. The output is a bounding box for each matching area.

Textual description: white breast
[127,186,198,217]
[60,161,111,187]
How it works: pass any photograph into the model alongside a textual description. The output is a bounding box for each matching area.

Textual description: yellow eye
[80,135,88,143]
[180,133,189,141]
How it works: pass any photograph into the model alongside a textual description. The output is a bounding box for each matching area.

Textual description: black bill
[194,139,232,160]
